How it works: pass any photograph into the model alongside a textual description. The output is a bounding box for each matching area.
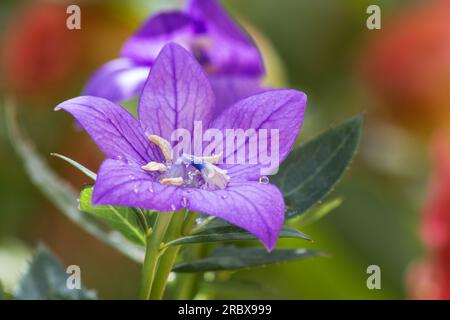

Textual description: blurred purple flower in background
[57,44,306,250]
[84,0,265,114]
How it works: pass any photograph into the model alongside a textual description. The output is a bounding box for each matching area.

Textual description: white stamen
[201,163,230,189]
[160,177,184,186]
[199,153,222,164]
[141,135,229,189]
[148,134,173,161]
[141,161,167,172]
[179,153,222,165]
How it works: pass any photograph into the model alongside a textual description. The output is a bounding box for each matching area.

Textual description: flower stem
[139,212,173,300]
[175,244,208,299]
[182,211,198,236]
[133,208,149,232]
[149,209,187,300]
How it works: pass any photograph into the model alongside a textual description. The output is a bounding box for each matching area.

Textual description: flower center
[141,135,229,190]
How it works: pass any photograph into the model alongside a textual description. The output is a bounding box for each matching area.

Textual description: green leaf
[273,114,363,218]
[0,281,10,300]
[51,153,97,180]
[173,247,322,272]
[292,198,342,226]
[166,226,310,247]
[193,216,309,236]
[80,187,146,246]
[14,246,96,300]
[285,206,301,218]
[3,102,144,263]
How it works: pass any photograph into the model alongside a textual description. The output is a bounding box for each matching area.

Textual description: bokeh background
[1,0,449,299]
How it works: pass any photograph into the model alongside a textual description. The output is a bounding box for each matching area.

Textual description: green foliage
[14,246,96,300]
[292,198,342,227]
[170,116,363,275]
[166,218,310,247]
[6,99,364,297]
[4,104,144,263]
[274,114,363,218]
[167,226,309,247]
[0,281,11,300]
[51,153,97,180]
[79,187,146,246]
[173,247,322,272]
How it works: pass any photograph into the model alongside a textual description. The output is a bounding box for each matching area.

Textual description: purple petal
[83,58,150,103]
[208,74,265,116]
[93,159,184,212]
[55,96,158,163]
[187,0,264,76]
[121,11,197,63]
[210,89,307,179]
[186,181,285,250]
[92,159,285,249]
[138,43,215,141]
[83,58,150,102]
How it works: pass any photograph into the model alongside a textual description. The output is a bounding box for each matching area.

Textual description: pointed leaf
[51,153,97,180]
[80,187,146,246]
[14,246,96,300]
[4,103,144,263]
[285,206,301,218]
[273,114,363,217]
[166,225,310,247]
[291,198,342,226]
[173,247,322,272]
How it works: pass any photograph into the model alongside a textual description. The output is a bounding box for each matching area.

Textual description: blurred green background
[1,0,443,299]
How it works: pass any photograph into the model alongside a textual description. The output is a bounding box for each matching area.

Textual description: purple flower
[84,0,265,114]
[57,44,306,250]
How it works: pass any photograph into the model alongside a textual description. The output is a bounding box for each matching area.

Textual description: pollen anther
[160,177,184,186]
[141,161,167,172]
[148,134,173,161]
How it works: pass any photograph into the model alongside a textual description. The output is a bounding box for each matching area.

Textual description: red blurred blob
[408,133,450,299]
[2,3,82,98]
[361,0,450,129]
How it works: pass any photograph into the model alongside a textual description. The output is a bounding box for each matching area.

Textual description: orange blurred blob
[361,0,450,130]
[407,133,450,299]
[2,3,82,98]
[1,2,133,104]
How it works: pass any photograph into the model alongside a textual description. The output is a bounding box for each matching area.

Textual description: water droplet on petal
[220,194,228,200]
[181,196,189,208]
[133,185,139,193]
[170,204,177,211]
[114,155,123,160]
[148,185,154,193]
[258,176,270,184]
[129,175,135,180]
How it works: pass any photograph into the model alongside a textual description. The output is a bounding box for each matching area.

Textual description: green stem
[175,244,208,300]
[139,212,173,300]
[133,208,149,232]
[149,210,187,300]
[182,211,197,235]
